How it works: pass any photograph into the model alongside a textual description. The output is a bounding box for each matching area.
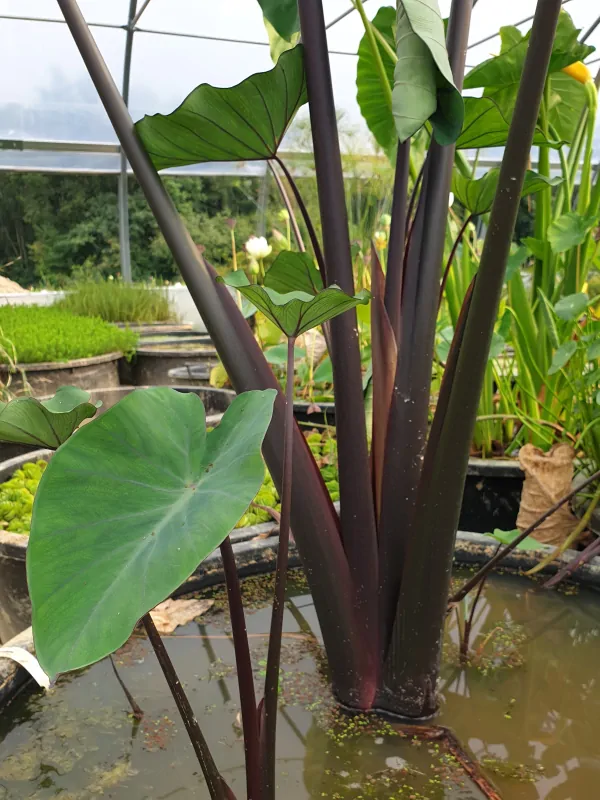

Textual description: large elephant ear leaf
[135,46,306,170]
[219,272,369,337]
[28,387,276,678]
[393,0,463,145]
[0,386,100,448]
[357,6,397,161]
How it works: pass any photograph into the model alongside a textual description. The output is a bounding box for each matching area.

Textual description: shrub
[56,280,174,323]
[0,306,138,364]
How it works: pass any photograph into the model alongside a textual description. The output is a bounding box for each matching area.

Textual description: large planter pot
[2,541,600,798]
[115,322,193,336]
[0,352,122,397]
[120,342,219,387]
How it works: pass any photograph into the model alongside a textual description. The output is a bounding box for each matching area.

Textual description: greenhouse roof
[0,0,599,174]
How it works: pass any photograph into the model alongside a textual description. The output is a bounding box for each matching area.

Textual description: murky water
[0,570,599,799]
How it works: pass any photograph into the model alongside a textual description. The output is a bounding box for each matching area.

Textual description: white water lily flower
[448,192,455,208]
[374,230,388,247]
[0,646,52,689]
[245,236,272,260]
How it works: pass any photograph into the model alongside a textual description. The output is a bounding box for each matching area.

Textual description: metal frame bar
[118,0,137,283]
[467,0,572,50]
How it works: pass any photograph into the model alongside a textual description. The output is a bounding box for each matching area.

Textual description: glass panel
[0,19,124,143]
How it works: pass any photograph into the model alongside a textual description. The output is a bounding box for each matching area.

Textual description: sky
[0,0,598,169]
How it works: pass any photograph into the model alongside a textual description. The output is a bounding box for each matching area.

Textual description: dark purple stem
[543,535,600,589]
[268,160,306,252]
[109,654,144,720]
[384,139,411,339]
[262,335,296,799]
[459,574,487,664]
[439,214,473,308]
[143,614,231,800]
[219,537,261,799]
[405,161,425,238]
[274,156,327,280]
[451,468,600,604]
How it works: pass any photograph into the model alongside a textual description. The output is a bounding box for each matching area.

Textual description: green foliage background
[0,174,274,288]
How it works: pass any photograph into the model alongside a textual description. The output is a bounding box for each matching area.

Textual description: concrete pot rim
[0,352,123,373]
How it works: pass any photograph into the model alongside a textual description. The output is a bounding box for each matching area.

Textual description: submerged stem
[142,614,231,800]
[220,537,261,799]
[109,654,144,720]
[262,335,296,799]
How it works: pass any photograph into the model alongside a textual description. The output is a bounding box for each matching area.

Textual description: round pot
[120,345,219,387]
[3,543,600,799]
[0,352,122,397]
[114,322,193,336]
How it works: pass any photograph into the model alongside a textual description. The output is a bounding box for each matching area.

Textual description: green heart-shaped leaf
[28,387,276,678]
[464,11,594,93]
[463,12,594,146]
[0,386,100,448]
[452,169,562,216]
[554,292,590,322]
[256,0,299,40]
[548,340,577,374]
[135,46,306,170]
[219,271,369,337]
[263,251,323,295]
[357,6,397,160]
[548,212,598,253]
[393,0,463,145]
[456,96,563,150]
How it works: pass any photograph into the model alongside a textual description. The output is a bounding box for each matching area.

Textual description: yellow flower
[562,61,593,85]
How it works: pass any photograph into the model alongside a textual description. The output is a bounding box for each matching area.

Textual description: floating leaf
[219,271,370,337]
[0,386,100,449]
[452,169,562,216]
[547,212,597,253]
[135,46,306,170]
[29,387,276,678]
[487,528,544,552]
[356,6,397,160]
[262,251,323,295]
[392,0,463,144]
[256,0,299,39]
[554,292,590,321]
[548,340,577,374]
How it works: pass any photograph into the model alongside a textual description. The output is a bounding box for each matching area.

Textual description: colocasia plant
[16,0,574,797]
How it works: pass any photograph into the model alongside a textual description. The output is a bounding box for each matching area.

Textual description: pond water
[0,570,599,799]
